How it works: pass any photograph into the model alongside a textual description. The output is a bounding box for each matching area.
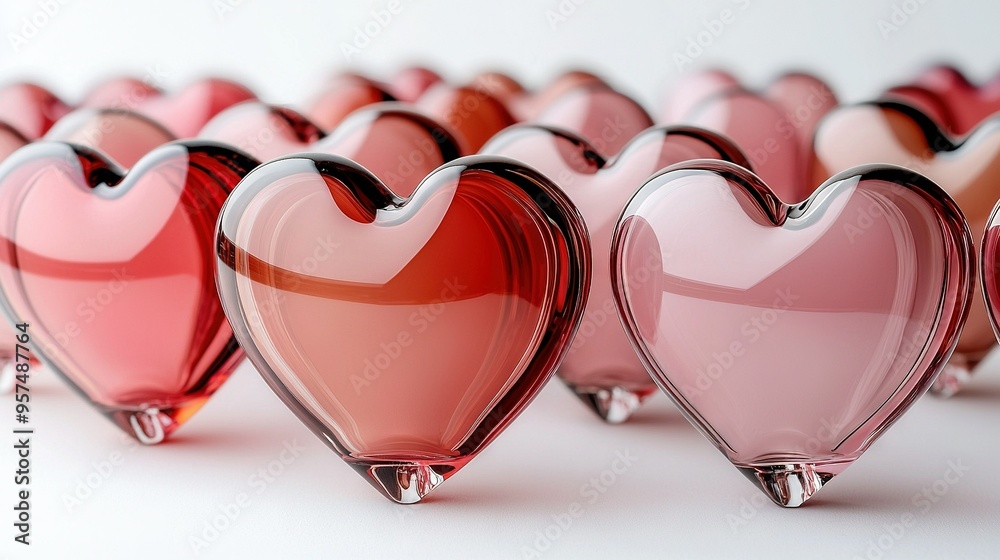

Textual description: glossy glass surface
[482,124,749,422]
[389,67,443,103]
[982,201,1000,348]
[308,75,394,130]
[473,71,607,121]
[216,155,589,503]
[535,84,653,155]
[0,141,258,443]
[885,66,1000,136]
[812,102,1000,395]
[678,73,838,204]
[0,123,30,391]
[45,108,176,167]
[612,161,971,507]
[661,69,739,123]
[417,84,516,153]
[201,102,461,197]
[0,83,71,139]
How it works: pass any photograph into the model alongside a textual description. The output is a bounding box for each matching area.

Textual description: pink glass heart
[661,69,739,123]
[308,75,395,131]
[482,124,750,422]
[101,78,256,138]
[812,101,1000,395]
[675,73,838,204]
[81,77,162,110]
[0,122,30,391]
[0,122,28,161]
[201,101,461,197]
[0,83,72,139]
[472,71,607,121]
[45,108,176,167]
[885,66,1000,136]
[612,161,971,506]
[417,84,516,153]
[534,84,653,156]
[389,67,443,103]
[215,155,590,503]
[0,141,258,443]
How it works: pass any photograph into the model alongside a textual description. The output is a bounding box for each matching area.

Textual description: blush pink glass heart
[45,108,176,167]
[812,102,1000,395]
[389,67,443,103]
[472,71,607,121]
[417,84,516,153]
[201,102,461,197]
[308,75,395,131]
[885,66,1000,136]
[612,161,971,506]
[0,142,258,443]
[661,69,739,123]
[677,73,838,204]
[81,77,162,110]
[0,83,72,139]
[0,122,30,391]
[482,124,749,422]
[534,84,653,156]
[215,155,590,503]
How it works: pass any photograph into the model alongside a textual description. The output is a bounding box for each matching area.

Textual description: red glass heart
[482,124,749,422]
[674,73,838,204]
[308,75,395,131]
[416,84,516,153]
[612,161,971,506]
[812,101,1000,395]
[215,155,590,503]
[534,84,653,156]
[0,83,72,139]
[982,202,1000,348]
[201,102,461,197]
[45,108,176,167]
[885,66,1000,136]
[0,141,258,443]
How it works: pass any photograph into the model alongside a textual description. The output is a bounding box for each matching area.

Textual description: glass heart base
[346,458,469,504]
[564,382,657,424]
[930,353,985,397]
[104,405,195,445]
[737,462,846,507]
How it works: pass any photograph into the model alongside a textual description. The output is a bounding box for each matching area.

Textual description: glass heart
[45,108,176,167]
[812,101,1000,395]
[482,124,749,422]
[535,84,653,156]
[472,71,606,121]
[389,67,443,103]
[885,65,1000,136]
[201,102,460,197]
[612,161,971,507]
[676,73,838,204]
[114,78,256,138]
[417,84,516,153]
[0,141,258,443]
[215,155,590,503]
[308,74,394,131]
[81,77,162,110]
[0,83,71,139]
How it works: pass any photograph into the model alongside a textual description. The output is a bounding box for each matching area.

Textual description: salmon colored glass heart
[0,83,71,139]
[45,108,176,167]
[612,161,971,507]
[535,84,653,156]
[0,141,259,443]
[389,67,443,103]
[84,78,255,138]
[308,75,395,131]
[812,102,1000,395]
[676,73,838,204]
[482,124,749,422]
[417,84,516,153]
[201,102,461,197]
[885,66,1000,136]
[471,71,607,121]
[215,155,590,503]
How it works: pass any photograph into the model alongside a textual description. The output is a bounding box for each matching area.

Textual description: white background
[1,0,999,559]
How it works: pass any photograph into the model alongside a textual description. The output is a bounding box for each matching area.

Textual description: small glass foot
[931,356,975,397]
[565,382,656,424]
[737,463,836,507]
[107,407,179,445]
[349,461,454,504]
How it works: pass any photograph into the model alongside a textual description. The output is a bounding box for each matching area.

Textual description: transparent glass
[661,69,739,123]
[675,72,838,204]
[0,82,71,139]
[216,155,589,503]
[482,124,749,422]
[0,141,258,443]
[885,65,1000,136]
[535,84,653,156]
[308,74,394,131]
[81,77,162,109]
[472,70,606,121]
[416,84,516,153]
[389,67,443,103]
[612,161,971,507]
[45,108,176,167]
[812,101,1000,395]
[201,102,461,197]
